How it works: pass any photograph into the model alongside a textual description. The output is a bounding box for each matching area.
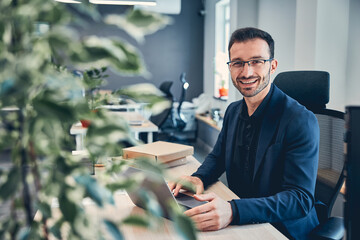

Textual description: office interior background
[85,0,360,222]
[0,0,359,238]
[92,0,360,114]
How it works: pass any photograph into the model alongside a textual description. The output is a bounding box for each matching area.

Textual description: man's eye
[250,60,263,65]
[233,62,243,67]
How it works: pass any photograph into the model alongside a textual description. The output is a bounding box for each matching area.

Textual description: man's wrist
[228,200,239,225]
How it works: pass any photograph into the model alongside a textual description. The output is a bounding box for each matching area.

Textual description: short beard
[237,68,271,98]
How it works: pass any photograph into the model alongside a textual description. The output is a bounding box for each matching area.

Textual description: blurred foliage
[0,0,196,239]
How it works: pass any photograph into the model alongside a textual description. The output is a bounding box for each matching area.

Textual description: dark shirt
[229,85,274,225]
[230,84,274,199]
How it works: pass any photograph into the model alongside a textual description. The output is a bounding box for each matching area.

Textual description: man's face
[229,38,278,98]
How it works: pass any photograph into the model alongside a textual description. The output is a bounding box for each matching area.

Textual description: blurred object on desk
[70,112,158,151]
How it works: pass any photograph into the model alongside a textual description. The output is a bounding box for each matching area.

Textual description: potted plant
[0,1,195,239]
[218,79,228,97]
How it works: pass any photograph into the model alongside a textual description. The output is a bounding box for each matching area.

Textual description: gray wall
[75,0,204,102]
[203,0,360,113]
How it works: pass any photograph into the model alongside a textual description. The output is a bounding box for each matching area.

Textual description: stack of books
[122,141,194,167]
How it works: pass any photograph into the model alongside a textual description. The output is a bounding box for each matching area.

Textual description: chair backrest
[313,109,345,222]
[150,81,174,129]
[274,71,330,111]
[274,71,345,223]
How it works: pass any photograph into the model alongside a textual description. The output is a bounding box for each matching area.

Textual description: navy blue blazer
[193,84,319,239]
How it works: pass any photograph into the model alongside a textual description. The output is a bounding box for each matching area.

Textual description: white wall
[258,0,297,76]
[346,0,360,106]
[203,0,360,113]
[315,0,350,110]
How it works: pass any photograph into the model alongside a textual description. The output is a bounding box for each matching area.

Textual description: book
[122,141,194,164]
[165,156,188,168]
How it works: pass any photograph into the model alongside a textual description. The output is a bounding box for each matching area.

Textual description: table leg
[75,134,84,150]
[147,132,153,143]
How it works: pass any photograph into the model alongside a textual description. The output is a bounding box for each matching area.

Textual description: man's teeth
[241,80,257,84]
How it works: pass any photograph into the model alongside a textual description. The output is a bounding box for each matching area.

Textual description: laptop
[122,166,207,219]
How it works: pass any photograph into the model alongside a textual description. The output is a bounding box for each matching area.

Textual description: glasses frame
[226,58,273,71]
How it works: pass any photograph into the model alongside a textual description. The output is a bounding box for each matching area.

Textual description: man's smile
[237,77,259,85]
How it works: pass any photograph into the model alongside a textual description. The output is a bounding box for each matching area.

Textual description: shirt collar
[239,83,274,121]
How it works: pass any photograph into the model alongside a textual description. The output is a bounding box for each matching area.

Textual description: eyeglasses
[226,58,273,71]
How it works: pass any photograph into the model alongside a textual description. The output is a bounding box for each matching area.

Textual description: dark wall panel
[76,0,204,102]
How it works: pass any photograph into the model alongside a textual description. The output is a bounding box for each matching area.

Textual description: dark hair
[228,27,274,59]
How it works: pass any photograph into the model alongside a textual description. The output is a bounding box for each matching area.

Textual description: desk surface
[108,112,158,132]
[195,114,221,131]
[70,112,158,134]
[35,156,287,240]
[96,156,286,240]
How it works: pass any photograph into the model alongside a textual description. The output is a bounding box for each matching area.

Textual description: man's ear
[270,59,278,74]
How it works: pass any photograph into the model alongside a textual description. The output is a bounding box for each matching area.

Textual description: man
[169,27,319,240]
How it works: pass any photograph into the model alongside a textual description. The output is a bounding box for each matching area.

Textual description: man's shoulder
[274,86,317,124]
[223,99,243,116]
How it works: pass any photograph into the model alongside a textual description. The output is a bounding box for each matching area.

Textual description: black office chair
[274,71,345,240]
[150,81,174,130]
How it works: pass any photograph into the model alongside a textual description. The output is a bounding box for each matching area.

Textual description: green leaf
[104,9,172,43]
[59,193,77,223]
[137,189,163,218]
[49,218,64,239]
[173,213,197,240]
[37,201,52,219]
[33,98,76,122]
[75,175,114,207]
[105,179,137,193]
[70,36,145,76]
[122,215,150,228]
[103,220,124,240]
[0,167,20,200]
[0,220,10,239]
[17,228,30,240]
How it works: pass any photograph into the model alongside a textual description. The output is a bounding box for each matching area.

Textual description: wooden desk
[34,156,287,239]
[195,114,221,131]
[93,156,287,240]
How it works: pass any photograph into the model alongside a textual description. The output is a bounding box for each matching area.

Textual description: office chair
[149,81,174,130]
[274,71,345,240]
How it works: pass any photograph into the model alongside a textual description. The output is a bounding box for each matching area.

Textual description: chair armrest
[310,217,344,240]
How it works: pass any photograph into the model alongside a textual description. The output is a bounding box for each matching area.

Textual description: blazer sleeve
[230,109,319,224]
[191,102,237,188]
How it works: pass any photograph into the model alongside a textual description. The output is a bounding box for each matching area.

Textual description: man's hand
[184,193,233,231]
[168,176,204,196]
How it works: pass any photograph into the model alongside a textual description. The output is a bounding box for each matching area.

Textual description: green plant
[0,0,196,239]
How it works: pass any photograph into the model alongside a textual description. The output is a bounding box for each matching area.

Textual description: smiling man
[169,27,320,240]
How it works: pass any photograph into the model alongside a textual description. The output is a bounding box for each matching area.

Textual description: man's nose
[240,62,254,77]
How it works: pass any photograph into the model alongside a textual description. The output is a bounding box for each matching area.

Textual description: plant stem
[19,111,33,226]
[29,141,49,239]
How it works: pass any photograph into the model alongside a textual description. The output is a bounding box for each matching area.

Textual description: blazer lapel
[253,86,285,181]
[225,100,242,170]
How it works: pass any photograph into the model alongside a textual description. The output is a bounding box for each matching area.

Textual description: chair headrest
[274,71,330,110]
[159,81,173,98]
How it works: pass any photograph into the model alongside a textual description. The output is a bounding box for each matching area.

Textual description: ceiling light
[89,0,156,5]
[135,0,181,14]
[55,0,82,3]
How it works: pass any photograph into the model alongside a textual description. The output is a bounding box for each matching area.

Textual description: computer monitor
[344,106,360,240]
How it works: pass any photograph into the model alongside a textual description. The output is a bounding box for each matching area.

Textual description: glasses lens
[229,59,269,71]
